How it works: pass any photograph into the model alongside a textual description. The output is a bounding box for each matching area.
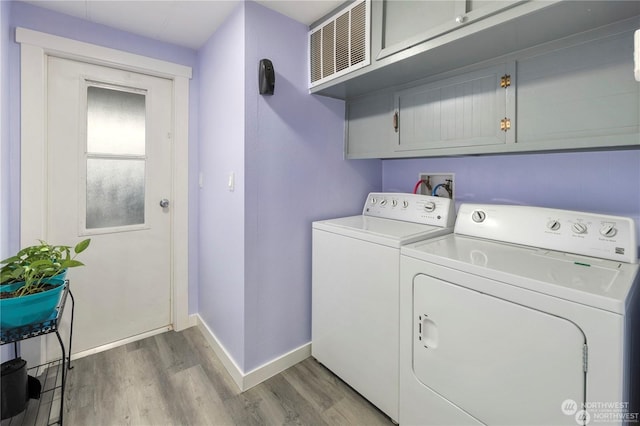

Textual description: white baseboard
[194,314,311,391]
[195,314,244,389]
[243,339,312,390]
[188,313,199,328]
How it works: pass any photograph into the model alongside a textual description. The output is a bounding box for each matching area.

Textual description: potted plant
[0,239,90,328]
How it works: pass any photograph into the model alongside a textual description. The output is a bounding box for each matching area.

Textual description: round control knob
[547,220,561,231]
[472,210,486,223]
[424,201,436,213]
[600,223,617,238]
[571,223,588,235]
[380,199,388,206]
[402,201,409,208]
[392,199,398,207]
[370,197,377,204]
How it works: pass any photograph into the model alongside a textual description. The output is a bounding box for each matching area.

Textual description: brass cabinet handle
[393,111,399,132]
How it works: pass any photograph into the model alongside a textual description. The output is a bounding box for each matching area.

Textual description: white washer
[312,192,455,422]
[400,203,640,425]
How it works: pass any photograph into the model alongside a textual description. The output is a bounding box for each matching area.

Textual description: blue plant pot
[0,282,24,293]
[0,278,66,329]
[0,270,65,293]
[50,269,67,281]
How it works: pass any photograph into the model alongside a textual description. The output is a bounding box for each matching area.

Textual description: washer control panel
[363,193,455,227]
[455,204,638,263]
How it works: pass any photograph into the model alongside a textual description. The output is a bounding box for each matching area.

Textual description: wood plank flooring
[61,327,393,425]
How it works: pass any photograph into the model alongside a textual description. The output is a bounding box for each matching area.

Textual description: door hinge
[500,118,512,132]
[583,344,588,373]
[500,74,511,88]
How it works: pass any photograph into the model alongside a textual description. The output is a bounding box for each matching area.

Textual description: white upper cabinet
[311,1,639,100]
[517,29,639,150]
[393,63,515,153]
[378,0,522,60]
[344,19,640,159]
[346,90,394,159]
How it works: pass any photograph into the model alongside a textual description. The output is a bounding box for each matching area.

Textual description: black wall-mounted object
[259,59,275,95]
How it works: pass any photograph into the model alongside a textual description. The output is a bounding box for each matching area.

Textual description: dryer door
[413,274,586,425]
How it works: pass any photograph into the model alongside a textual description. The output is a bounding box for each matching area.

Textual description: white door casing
[17,28,191,361]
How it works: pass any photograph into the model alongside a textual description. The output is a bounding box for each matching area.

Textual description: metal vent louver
[309,0,370,88]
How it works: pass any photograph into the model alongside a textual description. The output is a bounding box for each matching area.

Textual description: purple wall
[382,150,640,241]
[197,1,381,372]
[197,3,247,368]
[6,1,201,315]
[242,2,380,371]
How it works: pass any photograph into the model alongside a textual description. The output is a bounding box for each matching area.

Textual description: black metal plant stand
[1,280,75,425]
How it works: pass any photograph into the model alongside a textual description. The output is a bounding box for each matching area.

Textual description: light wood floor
[62,327,393,425]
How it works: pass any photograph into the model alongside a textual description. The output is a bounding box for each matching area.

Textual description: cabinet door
[379,0,522,60]
[517,30,640,149]
[346,90,394,158]
[394,63,515,152]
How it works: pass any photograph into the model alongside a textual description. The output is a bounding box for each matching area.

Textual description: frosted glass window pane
[87,86,145,155]
[86,158,145,229]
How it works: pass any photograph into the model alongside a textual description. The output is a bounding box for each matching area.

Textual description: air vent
[309,0,370,88]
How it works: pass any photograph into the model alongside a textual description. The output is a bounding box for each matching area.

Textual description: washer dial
[547,220,561,231]
[571,223,588,235]
[600,223,617,238]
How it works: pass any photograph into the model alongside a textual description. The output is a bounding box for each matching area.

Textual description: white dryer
[400,203,640,425]
[312,192,455,423]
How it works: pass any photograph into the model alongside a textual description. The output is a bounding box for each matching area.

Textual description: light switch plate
[228,172,235,192]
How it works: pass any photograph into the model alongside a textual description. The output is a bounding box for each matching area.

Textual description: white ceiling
[18,0,344,50]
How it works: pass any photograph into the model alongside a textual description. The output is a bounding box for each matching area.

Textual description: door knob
[159,199,170,208]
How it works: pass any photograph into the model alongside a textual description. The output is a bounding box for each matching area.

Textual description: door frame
[16,28,191,340]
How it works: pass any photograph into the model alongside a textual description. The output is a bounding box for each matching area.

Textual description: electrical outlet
[417,173,455,199]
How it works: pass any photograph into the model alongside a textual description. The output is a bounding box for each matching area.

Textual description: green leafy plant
[0,239,91,296]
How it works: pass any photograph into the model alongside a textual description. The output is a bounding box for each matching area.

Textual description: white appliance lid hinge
[583,344,588,373]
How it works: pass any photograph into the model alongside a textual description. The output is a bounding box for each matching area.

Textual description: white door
[46,56,173,355]
[413,274,586,425]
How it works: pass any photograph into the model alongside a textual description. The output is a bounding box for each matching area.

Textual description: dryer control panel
[363,193,455,228]
[455,204,638,263]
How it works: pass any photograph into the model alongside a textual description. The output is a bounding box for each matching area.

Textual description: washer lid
[313,215,451,248]
[402,234,640,314]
